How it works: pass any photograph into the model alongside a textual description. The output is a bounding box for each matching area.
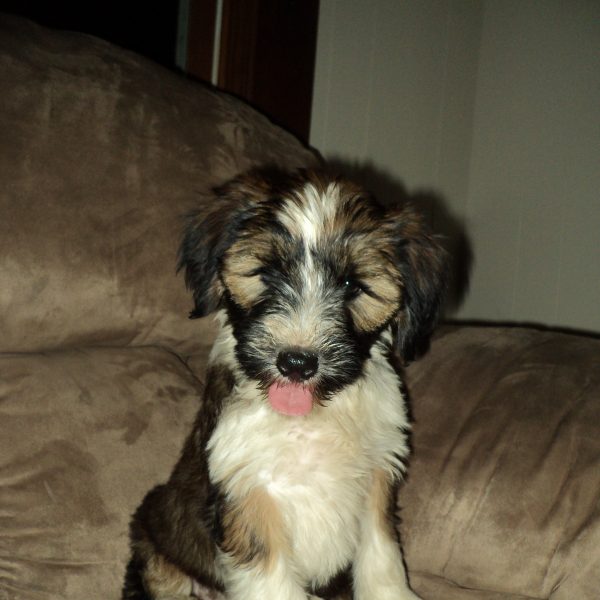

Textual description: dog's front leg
[220,553,316,600]
[353,469,422,600]
[217,487,312,600]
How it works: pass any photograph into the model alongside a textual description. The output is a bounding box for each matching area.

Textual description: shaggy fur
[123,168,447,600]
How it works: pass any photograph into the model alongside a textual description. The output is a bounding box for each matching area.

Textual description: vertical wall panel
[435,1,483,222]
[312,0,460,190]
[365,1,448,188]
[459,0,600,331]
[311,0,379,159]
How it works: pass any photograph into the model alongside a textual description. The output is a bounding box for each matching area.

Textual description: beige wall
[310,0,600,333]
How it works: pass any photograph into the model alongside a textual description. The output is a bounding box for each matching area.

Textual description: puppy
[122,168,446,600]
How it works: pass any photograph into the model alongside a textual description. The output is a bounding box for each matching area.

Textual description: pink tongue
[268,382,314,416]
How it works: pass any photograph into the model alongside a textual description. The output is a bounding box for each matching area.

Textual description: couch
[1,14,598,600]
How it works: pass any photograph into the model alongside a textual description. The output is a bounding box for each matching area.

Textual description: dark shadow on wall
[323,158,473,318]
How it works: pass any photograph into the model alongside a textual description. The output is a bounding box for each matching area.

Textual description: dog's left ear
[178,180,258,318]
[389,204,448,363]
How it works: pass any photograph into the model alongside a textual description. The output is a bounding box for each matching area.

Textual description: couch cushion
[2,324,598,600]
[0,14,318,355]
[410,572,539,600]
[0,346,207,600]
[402,326,600,600]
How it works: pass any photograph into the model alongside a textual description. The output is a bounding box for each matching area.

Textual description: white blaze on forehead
[272,180,341,318]
[278,181,340,294]
[277,181,340,246]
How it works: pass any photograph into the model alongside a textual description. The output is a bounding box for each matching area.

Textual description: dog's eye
[343,277,364,299]
[246,267,268,278]
[246,266,277,280]
[246,266,277,289]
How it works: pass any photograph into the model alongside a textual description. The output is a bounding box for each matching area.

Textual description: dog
[122,168,447,600]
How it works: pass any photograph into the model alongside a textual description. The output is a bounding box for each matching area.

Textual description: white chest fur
[206,342,409,586]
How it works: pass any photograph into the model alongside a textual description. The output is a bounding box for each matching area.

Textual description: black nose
[276,349,319,381]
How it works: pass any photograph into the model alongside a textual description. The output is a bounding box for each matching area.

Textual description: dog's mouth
[267,381,314,416]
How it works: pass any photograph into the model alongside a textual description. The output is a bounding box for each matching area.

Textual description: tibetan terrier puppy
[123,168,447,600]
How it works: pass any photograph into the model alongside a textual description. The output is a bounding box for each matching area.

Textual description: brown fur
[144,553,192,597]
[123,364,235,598]
[220,486,288,571]
[222,236,270,309]
[369,469,400,541]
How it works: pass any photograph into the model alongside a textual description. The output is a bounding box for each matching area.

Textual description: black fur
[392,207,448,362]
[122,365,233,599]
[179,201,254,318]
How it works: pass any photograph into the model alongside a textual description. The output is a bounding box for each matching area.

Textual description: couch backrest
[0,14,318,355]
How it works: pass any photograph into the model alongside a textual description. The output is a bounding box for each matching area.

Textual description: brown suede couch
[1,14,599,600]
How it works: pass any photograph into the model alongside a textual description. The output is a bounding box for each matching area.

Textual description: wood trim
[217,0,319,143]
[218,0,259,98]
[186,0,218,82]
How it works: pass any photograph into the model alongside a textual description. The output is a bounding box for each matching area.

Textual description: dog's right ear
[388,204,448,363]
[178,177,262,318]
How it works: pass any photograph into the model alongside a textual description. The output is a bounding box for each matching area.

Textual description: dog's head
[180,168,446,414]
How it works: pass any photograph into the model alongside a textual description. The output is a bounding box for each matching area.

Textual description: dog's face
[180,169,446,414]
